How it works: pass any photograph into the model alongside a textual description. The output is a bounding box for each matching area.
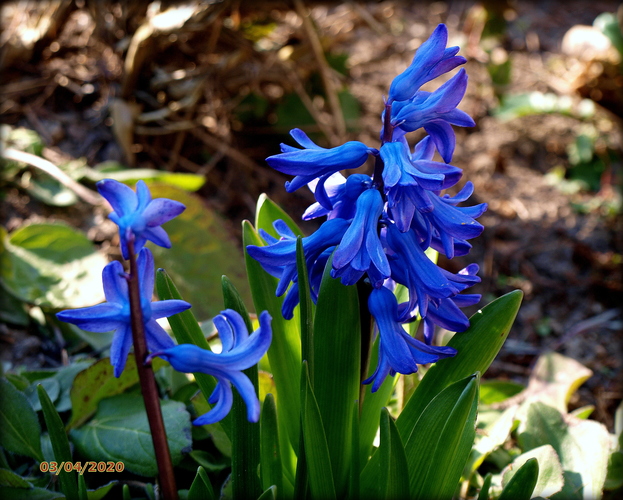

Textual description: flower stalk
[126,237,177,500]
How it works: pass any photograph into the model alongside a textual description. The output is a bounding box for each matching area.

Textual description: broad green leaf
[358,334,397,466]
[518,402,610,500]
[0,486,64,499]
[502,444,564,498]
[38,385,79,500]
[479,380,524,405]
[188,466,215,500]
[86,480,116,500]
[243,221,301,450]
[223,276,262,500]
[604,451,623,490]
[69,391,191,477]
[0,377,43,461]
[498,457,539,500]
[260,394,283,497]
[21,171,78,206]
[312,254,360,498]
[147,184,250,320]
[377,408,409,500]
[296,237,314,377]
[397,291,522,435]
[465,406,518,474]
[349,399,360,500]
[403,374,479,500]
[300,362,336,500]
[0,469,32,488]
[0,223,107,308]
[516,351,592,417]
[68,355,160,429]
[358,292,523,488]
[255,194,303,240]
[25,377,60,411]
[85,164,205,191]
[0,283,29,326]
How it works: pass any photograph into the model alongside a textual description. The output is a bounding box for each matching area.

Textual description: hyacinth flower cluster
[247,23,486,391]
[57,179,272,424]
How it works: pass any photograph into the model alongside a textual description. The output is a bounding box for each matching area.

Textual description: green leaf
[312,254,360,498]
[257,485,278,500]
[68,355,162,429]
[498,457,539,500]
[25,377,60,412]
[0,377,43,461]
[260,394,283,497]
[69,391,192,477]
[255,194,303,240]
[300,362,336,500]
[296,237,314,377]
[21,171,78,207]
[518,402,610,500]
[516,351,593,417]
[403,374,479,500]
[0,486,64,499]
[0,223,107,308]
[223,277,262,500]
[38,385,79,500]
[502,444,564,498]
[86,164,205,191]
[85,480,116,500]
[147,184,250,320]
[377,408,409,500]
[0,469,32,488]
[477,473,492,500]
[479,380,524,405]
[397,291,522,436]
[243,221,301,451]
[358,335,397,466]
[188,466,215,500]
[465,406,518,474]
[604,451,623,490]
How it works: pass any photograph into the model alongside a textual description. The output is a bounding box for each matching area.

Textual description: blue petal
[56,303,125,332]
[135,180,152,211]
[423,120,455,163]
[150,299,191,319]
[193,377,233,425]
[96,179,137,217]
[101,260,127,305]
[142,198,186,226]
[145,318,176,351]
[110,324,133,378]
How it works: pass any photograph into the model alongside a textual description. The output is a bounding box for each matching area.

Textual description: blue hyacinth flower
[390,69,475,162]
[410,181,487,259]
[303,173,373,221]
[364,286,457,391]
[388,23,466,103]
[148,310,272,425]
[266,128,377,193]
[97,179,186,259]
[380,140,463,231]
[247,218,350,297]
[56,248,191,377]
[331,188,391,287]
